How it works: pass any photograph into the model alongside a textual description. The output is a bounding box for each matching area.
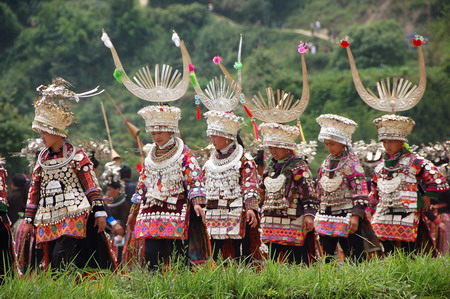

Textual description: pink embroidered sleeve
[131,167,147,206]
[181,148,206,206]
[347,157,369,218]
[25,163,41,220]
[0,167,8,212]
[316,165,325,201]
[240,155,259,211]
[74,150,103,207]
[291,162,318,216]
[415,158,449,195]
[368,173,380,211]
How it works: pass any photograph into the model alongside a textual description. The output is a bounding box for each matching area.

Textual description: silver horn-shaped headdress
[190,34,243,113]
[213,41,311,149]
[215,41,310,124]
[189,35,244,139]
[193,76,240,112]
[343,35,426,113]
[102,30,192,103]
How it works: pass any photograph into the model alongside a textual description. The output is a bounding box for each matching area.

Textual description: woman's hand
[126,213,137,234]
[246,210,258,228]
[348,215,360,234]
[95,216,107,233]
[303,215,315,232]
[21,222,34,239]
[194,204,206,224]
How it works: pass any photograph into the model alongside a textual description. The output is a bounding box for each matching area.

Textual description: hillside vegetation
[1,0,449,173]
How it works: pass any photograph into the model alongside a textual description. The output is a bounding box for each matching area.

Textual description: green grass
[2,253,450,298]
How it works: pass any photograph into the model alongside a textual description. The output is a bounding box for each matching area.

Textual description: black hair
[107,180,121,189]
[89,152,100,169]
[11,174,27,188]
[236,131,245,149]
[254,150,265,167]
[119,165,132,179]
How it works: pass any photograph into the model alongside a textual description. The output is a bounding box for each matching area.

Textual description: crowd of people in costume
[0,32,449,282]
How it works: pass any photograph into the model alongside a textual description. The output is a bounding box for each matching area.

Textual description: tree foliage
[0,0,448,176]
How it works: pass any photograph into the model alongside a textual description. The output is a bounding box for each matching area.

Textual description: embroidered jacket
[261,156,318,217]
[259,155,318,246]
[25,143,104,243]
[130,138,205,240]
[317,152,368,218]
[369,149,449,214]
[239,153,260,211]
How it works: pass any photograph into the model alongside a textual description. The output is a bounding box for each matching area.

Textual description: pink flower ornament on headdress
[298,42,309,54]
[212,56,223,65]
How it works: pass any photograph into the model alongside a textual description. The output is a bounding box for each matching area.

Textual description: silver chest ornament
[44,180,64,207]
[204,144,243,204]
[35,149,91,225]
[319,174,343,193]
[377,176,402,194]
[264,174,286,193]
[143,138,186,204]
[263,173,289,211]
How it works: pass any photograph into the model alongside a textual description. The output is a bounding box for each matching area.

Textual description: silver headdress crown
[316,114,358,146]
[373,114,415,142]
[76,139,111,161]
[17,138,45,168]
[418,141,450,164]
[32,78,104,137]
[102,30,192,133]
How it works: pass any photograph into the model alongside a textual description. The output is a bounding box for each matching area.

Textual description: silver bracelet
[24,217,33,224]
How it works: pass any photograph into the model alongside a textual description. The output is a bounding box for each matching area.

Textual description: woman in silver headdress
[20,78,116,270]
[102,30,211,269]
[315,114,376,262]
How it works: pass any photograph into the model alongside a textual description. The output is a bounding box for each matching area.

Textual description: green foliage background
[0,0,449,176]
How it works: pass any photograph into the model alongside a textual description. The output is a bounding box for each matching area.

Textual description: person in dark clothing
[104,179,130,263]
[7,174,29,226]
[105,181,130,233]
[119,165,136,203]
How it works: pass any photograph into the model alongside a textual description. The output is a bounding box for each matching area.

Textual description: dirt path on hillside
[365,0,392,24]
[211,13,335,43]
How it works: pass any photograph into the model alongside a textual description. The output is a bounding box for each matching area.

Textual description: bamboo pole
[104,91,145,163]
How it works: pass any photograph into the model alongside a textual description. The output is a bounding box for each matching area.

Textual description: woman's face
[382,139,404,156]
[106,186,121,200]
[150,131,173,147]
[40,131,64,150]
[210,135,231,151]
[268,147,290,161]
[324,139,345,156]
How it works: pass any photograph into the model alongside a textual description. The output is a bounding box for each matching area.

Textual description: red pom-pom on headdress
[340,40,350,47]
[411,34,424,47]
[339,36,351,48]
